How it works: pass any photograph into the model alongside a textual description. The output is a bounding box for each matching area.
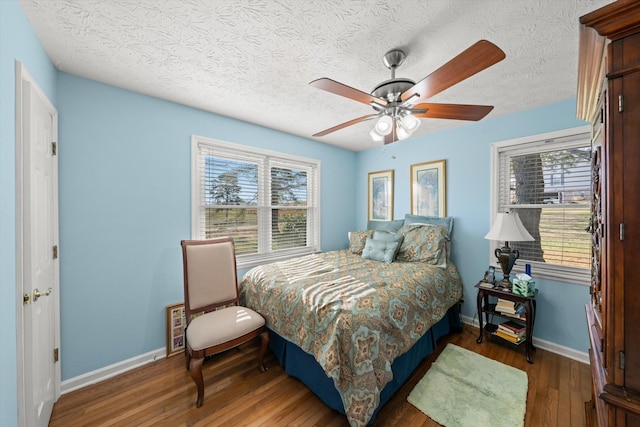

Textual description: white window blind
[191,136,320,267]
[491,128,591,284]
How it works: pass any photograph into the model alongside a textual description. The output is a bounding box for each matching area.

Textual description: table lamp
[484,212,534,289]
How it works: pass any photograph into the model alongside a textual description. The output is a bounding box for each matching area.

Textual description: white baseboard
[61,347,166,394]
[461,314,589,365]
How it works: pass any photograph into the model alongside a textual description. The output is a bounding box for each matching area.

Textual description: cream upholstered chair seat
[181,237,269,408]
[186,307,265,350]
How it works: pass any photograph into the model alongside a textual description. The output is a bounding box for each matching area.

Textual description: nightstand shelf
[482,323,526,346]
[475,283,537,363]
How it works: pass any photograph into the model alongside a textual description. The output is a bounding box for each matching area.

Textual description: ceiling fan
[309,40,506,144]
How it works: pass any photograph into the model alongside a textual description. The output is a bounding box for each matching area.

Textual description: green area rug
[407,343,528,427]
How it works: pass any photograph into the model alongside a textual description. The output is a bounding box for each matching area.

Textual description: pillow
[349,230,373,255]
[367,219,404,233]
[361,238,400,263]
[372,230,404,259]
[396,223,449,266]
[404,214,454,238]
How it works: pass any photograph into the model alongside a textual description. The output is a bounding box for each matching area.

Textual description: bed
[239,222,463,426]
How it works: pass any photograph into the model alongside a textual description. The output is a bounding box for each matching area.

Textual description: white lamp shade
[396,125,410,140]
[484,212,534,242]
[374,115,393,136]
[400,114,421,132]
[369,128,384,142]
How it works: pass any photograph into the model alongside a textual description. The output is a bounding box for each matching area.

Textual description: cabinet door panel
[607,75,624,385]
[621,70,640,392]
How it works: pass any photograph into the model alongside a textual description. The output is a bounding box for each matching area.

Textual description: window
[192,136,320,268]
[489,126,591,284]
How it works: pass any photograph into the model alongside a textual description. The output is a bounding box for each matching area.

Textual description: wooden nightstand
[475,283,538,363]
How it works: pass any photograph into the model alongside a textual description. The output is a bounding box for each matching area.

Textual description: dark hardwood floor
[50,325,592,426]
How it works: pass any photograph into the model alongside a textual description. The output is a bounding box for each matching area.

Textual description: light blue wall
[0,1,58,426]
[355,98,591,352]
[56,72,356,380]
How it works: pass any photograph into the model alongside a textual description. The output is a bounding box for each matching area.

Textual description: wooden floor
[50,325,592,426]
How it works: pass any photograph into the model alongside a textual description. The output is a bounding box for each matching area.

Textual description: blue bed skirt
[268,304,462,423]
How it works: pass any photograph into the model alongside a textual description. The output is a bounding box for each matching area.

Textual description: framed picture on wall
[368,169,394,221]
[410,159,446,217]
[165,303,187,357]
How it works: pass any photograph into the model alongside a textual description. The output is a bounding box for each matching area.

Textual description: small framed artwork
[410,159,446,217]
[368,169,394,221]
[165,303,187,357]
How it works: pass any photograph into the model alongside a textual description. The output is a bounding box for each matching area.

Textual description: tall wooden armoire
[578,1,640,426]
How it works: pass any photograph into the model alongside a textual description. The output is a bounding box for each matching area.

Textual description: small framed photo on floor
[165,303,186,357]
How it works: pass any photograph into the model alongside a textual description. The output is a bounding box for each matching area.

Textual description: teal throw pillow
[361,238,400,263]
[372,230,404,259]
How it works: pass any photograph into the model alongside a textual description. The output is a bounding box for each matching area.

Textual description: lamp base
[497,277,512,290]
[494,245,520,291]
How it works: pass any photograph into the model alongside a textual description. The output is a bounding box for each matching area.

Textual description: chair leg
[257,330,269,373]
[189,356,205,407]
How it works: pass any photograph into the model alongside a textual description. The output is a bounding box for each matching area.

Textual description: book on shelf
[505,312,527,321]
[495,298,526,317]
[495,330,525,344]
[497,326,525,340]
[498,320,526,334]
[496,298,515,307]
[478,281,495,289]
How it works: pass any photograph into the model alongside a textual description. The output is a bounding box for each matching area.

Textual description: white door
[16,63,60,427]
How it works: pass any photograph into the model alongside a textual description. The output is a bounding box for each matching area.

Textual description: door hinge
[620,223,625,241]
[618,95,624,113]
[53,348,59,363]
[620,351,625,370]
[52,141,57,156]
[53,245,58,260]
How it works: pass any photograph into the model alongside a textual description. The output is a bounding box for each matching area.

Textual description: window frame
[191,135,321,269]
[488,126,591,285]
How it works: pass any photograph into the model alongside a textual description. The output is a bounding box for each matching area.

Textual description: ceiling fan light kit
[310,40,506,145]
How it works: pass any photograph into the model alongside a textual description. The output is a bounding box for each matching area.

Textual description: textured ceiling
[20,0,612,151]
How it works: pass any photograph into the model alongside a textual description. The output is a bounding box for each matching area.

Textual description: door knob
[33,287,52,302]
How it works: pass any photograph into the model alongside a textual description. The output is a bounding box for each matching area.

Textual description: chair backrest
[181,237,239,322]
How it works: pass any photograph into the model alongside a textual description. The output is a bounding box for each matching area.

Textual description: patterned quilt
[239,249,463,427]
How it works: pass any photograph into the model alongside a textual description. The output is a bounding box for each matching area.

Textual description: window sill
[491,262,590,286]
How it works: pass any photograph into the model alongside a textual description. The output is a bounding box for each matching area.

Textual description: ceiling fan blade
[400,40,505,104]
[413,103,494,121]
[310,78,387,107]
[313,114,378,137]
